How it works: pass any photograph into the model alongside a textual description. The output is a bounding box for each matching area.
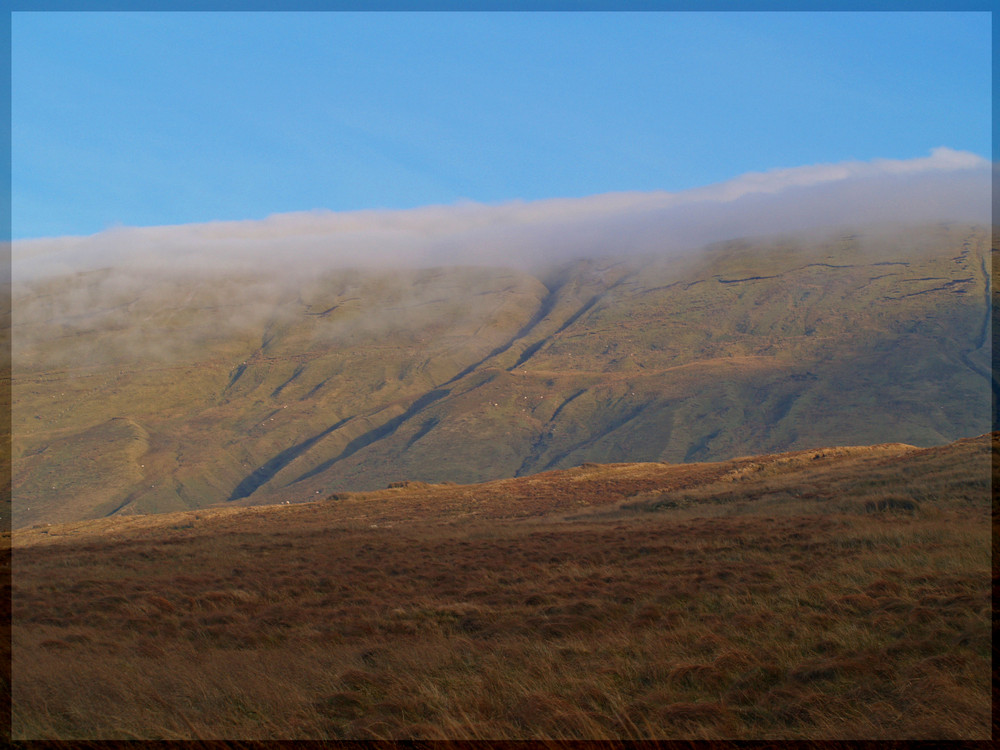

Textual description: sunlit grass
[10,434,991,740]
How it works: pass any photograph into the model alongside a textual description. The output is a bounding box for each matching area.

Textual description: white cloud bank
[12,148,992,281]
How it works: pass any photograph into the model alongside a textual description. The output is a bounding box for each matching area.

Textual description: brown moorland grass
[10,434,992,740]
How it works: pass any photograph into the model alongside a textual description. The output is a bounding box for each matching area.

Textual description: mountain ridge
[11,222,993,527]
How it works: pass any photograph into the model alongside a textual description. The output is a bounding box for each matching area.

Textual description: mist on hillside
[11,149,992,367]
[13,148,991,281]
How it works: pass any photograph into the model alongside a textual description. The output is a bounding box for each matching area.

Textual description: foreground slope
[10,434,992,740]
[12,222,994,525]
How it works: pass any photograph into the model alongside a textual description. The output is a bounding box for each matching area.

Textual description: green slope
[11,222,993,525]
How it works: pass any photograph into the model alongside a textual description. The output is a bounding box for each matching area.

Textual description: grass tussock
[10,434,992,740]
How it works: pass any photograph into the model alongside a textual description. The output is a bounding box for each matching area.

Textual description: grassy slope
[9,433,992,740]
[11,223,993,525]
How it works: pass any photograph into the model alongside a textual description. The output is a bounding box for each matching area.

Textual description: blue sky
[11,10,992,239]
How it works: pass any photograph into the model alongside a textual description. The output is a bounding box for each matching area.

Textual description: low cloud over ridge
[13,148,991,281]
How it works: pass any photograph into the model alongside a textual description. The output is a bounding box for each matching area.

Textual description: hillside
[11,222,994,526]
[10,434,992,740]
